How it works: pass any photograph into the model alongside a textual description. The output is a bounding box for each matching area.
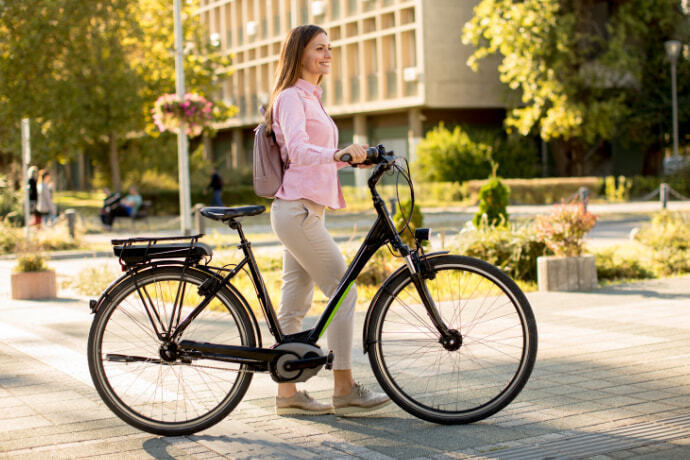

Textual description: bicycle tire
[88,265,255,436]
[367,254,537,424]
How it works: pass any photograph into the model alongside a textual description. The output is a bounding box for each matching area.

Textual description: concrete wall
[422,0,504,108]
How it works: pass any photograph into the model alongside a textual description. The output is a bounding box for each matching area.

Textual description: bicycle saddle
[201,205,266,221]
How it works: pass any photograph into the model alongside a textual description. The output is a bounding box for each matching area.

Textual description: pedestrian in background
[36,169,57,226]
[26,165,41,226]
[208,169,224,206]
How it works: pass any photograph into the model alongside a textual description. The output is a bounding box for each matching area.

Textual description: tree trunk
[550,138,586,176]
[550,139,570,176]
[77,149,86,190]
[108,132,121,192]
[642,143,664,176]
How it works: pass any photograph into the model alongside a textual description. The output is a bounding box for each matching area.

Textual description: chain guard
[270,342,326,383]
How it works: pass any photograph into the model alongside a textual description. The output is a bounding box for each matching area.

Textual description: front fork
[405,250,453,339]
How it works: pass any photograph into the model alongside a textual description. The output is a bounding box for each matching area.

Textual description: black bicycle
[87,145,537,436]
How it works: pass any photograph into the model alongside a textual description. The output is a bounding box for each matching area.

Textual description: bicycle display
[87,144,538,436]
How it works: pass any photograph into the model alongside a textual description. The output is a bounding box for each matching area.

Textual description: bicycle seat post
[227,219,249,245]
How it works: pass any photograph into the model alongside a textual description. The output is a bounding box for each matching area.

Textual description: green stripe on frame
[318,281,354,339]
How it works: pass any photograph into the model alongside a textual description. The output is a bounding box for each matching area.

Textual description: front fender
[361,251,449,354]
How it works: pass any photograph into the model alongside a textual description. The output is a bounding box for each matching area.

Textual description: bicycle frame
[165,155,452,367]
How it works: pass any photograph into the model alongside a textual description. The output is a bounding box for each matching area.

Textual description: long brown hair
[264,25,327,132]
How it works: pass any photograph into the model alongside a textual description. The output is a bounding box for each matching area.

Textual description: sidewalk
[1,270,690,458]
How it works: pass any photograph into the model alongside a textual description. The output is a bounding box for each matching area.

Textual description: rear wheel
[367,255,537,424]
[88,266,255,436]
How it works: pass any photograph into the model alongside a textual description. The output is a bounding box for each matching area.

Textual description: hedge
[144,186,270,215]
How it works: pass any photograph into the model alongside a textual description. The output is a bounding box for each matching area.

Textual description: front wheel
[367,255,537,424]
[87,265,256,436]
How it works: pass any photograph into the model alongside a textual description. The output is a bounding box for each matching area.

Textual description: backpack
[252,122,289,198]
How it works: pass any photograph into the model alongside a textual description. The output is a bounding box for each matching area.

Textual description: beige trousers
[270,198,356,370]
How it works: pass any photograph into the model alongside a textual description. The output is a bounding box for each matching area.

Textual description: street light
[665,40,681,160]
[174,0,192,235]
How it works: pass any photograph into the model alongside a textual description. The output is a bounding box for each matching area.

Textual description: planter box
[11,270,57,300]
[537,255,597,292]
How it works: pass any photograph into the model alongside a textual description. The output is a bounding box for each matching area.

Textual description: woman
[266,25,390,416]
[36,169,57,226]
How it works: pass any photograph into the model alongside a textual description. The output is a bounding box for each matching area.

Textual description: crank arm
[283,351,334,371]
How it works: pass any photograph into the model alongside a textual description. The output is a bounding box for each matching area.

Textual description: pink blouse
[272,79,346,209]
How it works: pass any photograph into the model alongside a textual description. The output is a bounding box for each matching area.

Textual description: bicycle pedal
[325,350,334,370]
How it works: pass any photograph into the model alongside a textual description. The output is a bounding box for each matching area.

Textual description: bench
[130,200,153,228]
[112,199,152,229]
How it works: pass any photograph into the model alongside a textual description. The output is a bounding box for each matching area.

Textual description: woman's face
[300,32,331,83]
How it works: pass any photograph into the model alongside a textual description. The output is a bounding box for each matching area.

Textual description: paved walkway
[1,271,690,458]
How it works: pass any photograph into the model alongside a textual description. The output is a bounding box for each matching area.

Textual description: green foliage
[67,264,121,296]
[0,0,237,188]
[451,224,550,282]
[0,220,21,254]
[462,176,602,205]
[462,0,689,175]
[626,175,690,200]
[357,251,395,287]
[594,247,654,281]
[14,253,47,273]
[635,211,690,276]
[534,201,597,257]
[414,123,492,183]
[414,123,539,183]
[604,175,632,202]
[473,177,510,227]
[393,200,425,247]
[0,186,23,225]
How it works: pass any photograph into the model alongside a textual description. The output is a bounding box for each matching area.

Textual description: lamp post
[665,40,681,160]
[174,0,192,235]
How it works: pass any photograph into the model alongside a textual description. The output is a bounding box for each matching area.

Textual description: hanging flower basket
[151,93,213,137]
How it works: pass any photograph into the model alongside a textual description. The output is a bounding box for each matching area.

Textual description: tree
[0,0,236,190]
[463,0,689,176]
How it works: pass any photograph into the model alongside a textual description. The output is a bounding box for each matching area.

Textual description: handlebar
[339,145,394,165]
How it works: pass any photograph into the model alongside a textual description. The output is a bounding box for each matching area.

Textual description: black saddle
[200,206,266,221]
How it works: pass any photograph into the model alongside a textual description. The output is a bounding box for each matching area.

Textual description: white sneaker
[333,383,391,416]
[275,391,334,416]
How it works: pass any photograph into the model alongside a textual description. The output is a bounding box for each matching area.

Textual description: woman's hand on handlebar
[334,144,368,164]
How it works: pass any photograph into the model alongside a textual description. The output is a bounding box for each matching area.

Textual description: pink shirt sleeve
[274,90,338,166]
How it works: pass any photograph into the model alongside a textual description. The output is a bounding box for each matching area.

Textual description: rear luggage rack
[112,234,212,266]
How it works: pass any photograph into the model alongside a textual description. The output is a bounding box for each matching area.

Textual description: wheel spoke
[89,267,254,435]
[369,256,536,424]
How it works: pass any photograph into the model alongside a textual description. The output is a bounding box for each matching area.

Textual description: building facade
[198,0,505,185]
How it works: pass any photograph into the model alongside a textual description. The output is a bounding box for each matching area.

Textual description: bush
[594,247,654,281]
[0,220,21,254]
[66,264,121,296]
[534,201,597,257]
[393,199,424,246]
[604,175,631,202]
[627,175,690,199]
[473,176,510,227]
[145,185,271,215]
[413,124,539,183]
[635,211,690,275]
[0,187,23,225]
[414,123,492,183]
[14,253,47,273]
[449,223,550,282]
